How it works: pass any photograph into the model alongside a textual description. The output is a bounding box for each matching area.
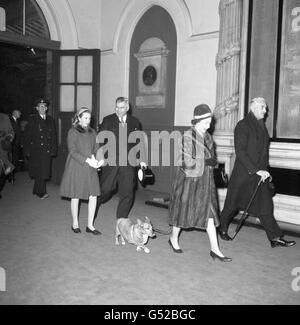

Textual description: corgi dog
[115,217,155,253]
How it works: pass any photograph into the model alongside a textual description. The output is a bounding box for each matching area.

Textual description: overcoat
[97,113,146,166]
[221,112,273,219]
[60,127,101,199]
[23,114,57,180]
[9,116,21,166]
[168,128,220,229]
[97,113,147,187]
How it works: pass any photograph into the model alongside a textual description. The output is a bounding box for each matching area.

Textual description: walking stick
[231,178,263,240]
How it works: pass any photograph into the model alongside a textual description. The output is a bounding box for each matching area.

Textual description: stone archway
[35,0,78,49]
[111,0,193,98]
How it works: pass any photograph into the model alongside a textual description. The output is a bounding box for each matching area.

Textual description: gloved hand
[205,157,217,167]
[140,162,147,170]
[96,159,104,169]
[86,155,99,169]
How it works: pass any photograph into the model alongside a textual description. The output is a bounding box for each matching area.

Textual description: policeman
[24,98,57,199]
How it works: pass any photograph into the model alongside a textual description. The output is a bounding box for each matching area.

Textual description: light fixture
[26,46,36,55]
[30,47,36,55]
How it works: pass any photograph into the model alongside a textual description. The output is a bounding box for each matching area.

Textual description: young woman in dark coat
[60,108,104,235]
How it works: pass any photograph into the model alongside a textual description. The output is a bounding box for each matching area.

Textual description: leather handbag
[213,164,229,188]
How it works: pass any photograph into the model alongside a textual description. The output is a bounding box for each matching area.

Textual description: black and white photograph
[0,0,299,308]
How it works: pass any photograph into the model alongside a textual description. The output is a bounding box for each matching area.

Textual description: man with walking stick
[219,97,296,248]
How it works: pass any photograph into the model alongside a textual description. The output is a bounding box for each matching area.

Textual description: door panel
[52,49,100,184]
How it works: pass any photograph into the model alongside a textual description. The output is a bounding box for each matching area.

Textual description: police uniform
[24,99,57,198]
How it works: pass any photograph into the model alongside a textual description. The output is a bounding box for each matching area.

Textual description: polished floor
[0,172,299,305]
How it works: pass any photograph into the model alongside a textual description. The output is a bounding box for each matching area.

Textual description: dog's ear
[145,216,150,223]
[137,218,142,225]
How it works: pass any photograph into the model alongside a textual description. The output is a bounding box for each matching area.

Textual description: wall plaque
[134,37,170,109]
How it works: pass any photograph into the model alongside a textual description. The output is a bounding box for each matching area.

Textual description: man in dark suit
[9,109,22,183]
[97,97,147,219]
[219,97,296,248]
[24,98,57,199]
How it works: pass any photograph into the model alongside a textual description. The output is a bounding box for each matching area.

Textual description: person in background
[60,107,104,235]
[9,109,22,183]
[168,104,232,262]
[0,112,14,199]
[23,98,57,199]
[19,120,29,171]
[219,97,296,248]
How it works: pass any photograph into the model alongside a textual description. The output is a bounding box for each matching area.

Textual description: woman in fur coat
[168,104,231,262]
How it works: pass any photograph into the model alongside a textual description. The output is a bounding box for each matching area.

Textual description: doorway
[0,42,47,119]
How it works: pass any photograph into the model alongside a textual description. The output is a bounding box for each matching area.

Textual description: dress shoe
[270,237,296,248]
[86,227,101,235]
[210,251,232,262]
[219,230,232,241]
[168,239,183,253]
[40,193,49,199]
[71,227,81,234]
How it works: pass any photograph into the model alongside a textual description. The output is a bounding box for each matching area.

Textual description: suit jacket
[221,112,273,217]
[24,114,57,179]
[97,113,147,167]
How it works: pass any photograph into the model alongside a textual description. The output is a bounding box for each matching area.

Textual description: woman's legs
[169,226,182,250]
[71,198,80,228]
[87,196,97,230]
[206,218,224,257]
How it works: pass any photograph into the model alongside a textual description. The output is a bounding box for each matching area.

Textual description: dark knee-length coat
[168,128,220,229]
[220,112,274,220]
[23,114,57,180]
[60,127,101,199]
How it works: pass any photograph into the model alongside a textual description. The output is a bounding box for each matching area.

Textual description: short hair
[250,97,266,111]
[250,97,266,106]
[115,97,129,105]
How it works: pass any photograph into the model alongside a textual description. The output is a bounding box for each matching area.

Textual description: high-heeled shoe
[86,227,101,235]
[210,250,232,262]
[71,226,81,234]
[168,239,183,253]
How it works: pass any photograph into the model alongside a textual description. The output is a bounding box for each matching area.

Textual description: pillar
[214,0,243,134]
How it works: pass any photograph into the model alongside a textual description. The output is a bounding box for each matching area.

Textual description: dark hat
[35,98,49,106]
[191,104,212,124]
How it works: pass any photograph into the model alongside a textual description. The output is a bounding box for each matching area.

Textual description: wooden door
[52,49,100,184]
